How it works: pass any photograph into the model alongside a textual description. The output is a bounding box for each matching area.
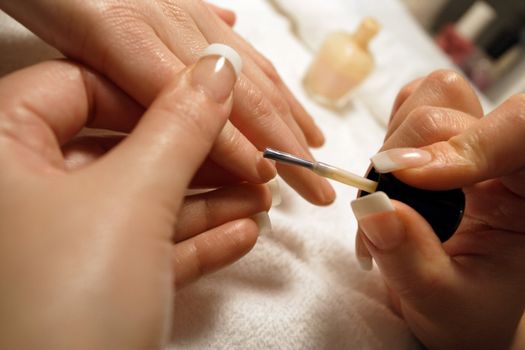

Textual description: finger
[174,183,272,242]
[210,120,276,183]
[351,191,525,348]
[205,2,236,27]
[105,47,241,207]
[386,70,483,140]
[173,217,263,287]
[190,159,245,188]
[186,6,313,150]
[388,94,525,190]
[147,14,277,184]
[225,28,325,147]
[0,60,142,167]
[61,135,248,187]
[388,77,423,124]
[182,6,335,203]
[383,107,480,150]
[351,192,454,306]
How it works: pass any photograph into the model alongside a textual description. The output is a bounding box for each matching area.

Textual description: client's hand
[351,70,525,349]
[0,51,267,349]
[0,0,335,205]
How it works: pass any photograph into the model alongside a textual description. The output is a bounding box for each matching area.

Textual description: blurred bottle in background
[303,17,380,109]
[434,1,496,90]
[486,27,525,103]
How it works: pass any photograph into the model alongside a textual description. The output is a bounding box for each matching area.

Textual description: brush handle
[315,162,378,193]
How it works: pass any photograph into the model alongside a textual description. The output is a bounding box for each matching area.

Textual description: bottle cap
[353,17,381,46]
[359,168,465,242]
[456,1,496,41]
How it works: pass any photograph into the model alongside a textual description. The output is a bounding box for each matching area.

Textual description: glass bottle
[303,17,380,109]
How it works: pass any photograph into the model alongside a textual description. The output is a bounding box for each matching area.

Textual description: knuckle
[0,104,52,150]
[271,94,291,117]
[397,78,421,101]
[216,122,245,156]
[425,69,477,102]
[448,130,488,172]
[160,96,217,143]
[407,106,443,132]
[259,57,281,84]
[426,69,465,87]
[95,1,146,26]
[240,81,274,122]
[404,106,443,142]
[504,93,525,118]
[246,61,291,117]
[158,0,194,24]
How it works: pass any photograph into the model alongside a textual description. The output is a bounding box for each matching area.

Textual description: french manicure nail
[251,211,272,236]
[266,177,282,207]
[351,192,404,250]
[371,148,431,173]
[192,44,242,102]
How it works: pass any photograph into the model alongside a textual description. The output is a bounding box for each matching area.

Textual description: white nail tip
[251,212,272,236]
[371,148,432,173]
[267,178,282,207]
[370,152,398,173]
[201,43,242,78]
[357,256,373,271]
[350,192,394,220]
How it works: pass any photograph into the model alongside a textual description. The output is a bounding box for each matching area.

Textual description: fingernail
[355,231,373,271]
[371,148,431,173]
[266,177,282,207]
[313,128,325,146]
[320,178,336,204]
[192,44,242,102]
[307,125,325,147]
[251,212,272,236]
[351,192,404,250]
[257,152,278,182]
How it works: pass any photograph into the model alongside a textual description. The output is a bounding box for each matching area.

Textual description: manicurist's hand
[0,50,270,349]
[0,0,335,205]
[351,70,525,349]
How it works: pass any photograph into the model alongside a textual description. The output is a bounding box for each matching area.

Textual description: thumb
[371,94,525,189]
[103,44,242,205]
[351,192,455,305]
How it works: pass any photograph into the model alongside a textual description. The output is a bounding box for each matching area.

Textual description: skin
[0,58,271,349]
[0,0,336,205]
[355,70,525,349]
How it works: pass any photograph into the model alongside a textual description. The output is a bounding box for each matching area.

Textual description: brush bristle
[263,148,314,169]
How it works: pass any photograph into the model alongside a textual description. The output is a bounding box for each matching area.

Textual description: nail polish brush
[263,148,465,242]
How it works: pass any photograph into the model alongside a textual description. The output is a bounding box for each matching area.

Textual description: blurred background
[402,0,525,104]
